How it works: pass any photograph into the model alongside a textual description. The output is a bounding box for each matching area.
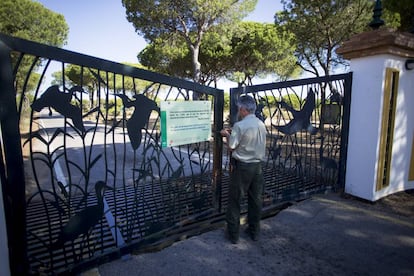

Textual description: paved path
[92,192,414,276]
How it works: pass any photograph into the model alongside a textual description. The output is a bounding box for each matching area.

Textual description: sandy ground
[93,191,414,276]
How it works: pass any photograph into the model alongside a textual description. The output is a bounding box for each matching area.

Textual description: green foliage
[105,98,123,118]
[65,65,97,92]
[0,0,69,93]
[16,71,41,96]
[122,0,257,42]
[16,92,35,114]
[282,94,301,110]
[139,30,234,85]
[223,93,230,110]
[226,22,300,85]
[138,35,192,79]
[275,0,373,77]
[262,95,279,106]
[0,0,68,45]
[381,10,400,30]
[123,0,257,84]
[139,22,300,86]
[198,29,233,86]
[51,63,150,110]
[80,100,91,114]
[383,0,414,32]
[280,93,321,111]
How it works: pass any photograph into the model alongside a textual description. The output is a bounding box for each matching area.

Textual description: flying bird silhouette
[274,88,317,135]
[50,181,112,250]
[115,94,160,150]
[32,85,86,133]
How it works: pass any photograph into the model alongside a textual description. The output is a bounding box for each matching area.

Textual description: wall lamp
[405,59,414,70]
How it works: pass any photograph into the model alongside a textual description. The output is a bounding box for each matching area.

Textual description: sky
[35,0,283,64]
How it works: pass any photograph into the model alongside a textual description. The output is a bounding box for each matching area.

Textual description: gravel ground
[94,191,414,276]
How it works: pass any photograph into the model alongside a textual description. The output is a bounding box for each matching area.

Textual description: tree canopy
[138,34,192,80]
[122,0,257,96]
[0,0,68,46]
[227,22,299,85]
[275,0,373,77]
[52,63,150,109]
[0,0,69,93]
[138,22,300,87]
[383,0,414,33]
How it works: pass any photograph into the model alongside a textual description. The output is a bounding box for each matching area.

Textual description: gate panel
[0,34,224,275]
[229,74,352,205]
[0,33,352,275]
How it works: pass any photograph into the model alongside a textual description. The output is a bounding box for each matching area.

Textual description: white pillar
[337,29,414,201]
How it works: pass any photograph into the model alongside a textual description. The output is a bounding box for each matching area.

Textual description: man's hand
[220,128,231,138]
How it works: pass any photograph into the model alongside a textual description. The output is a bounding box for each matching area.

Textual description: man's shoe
[245,228,259,241]
[229,235,239,244]
[225,230,239,244]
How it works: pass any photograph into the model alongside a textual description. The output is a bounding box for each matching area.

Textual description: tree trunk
[190,44,203,100]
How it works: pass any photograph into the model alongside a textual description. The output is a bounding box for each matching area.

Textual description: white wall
[345,54,414,201]
[0,178,11,276]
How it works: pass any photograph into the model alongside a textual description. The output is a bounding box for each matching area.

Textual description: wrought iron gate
[0,34,224,275]
[0,33,352,275]
[229,73,352,204]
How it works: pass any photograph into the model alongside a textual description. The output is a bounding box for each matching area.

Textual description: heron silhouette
[50,181,112,250]
[115,94,160,150]
[274,88,317,135]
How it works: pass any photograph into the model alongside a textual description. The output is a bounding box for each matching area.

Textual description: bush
[282,94,301,110]
[105,98,123,117]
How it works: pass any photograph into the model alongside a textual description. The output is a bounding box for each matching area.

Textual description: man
[220,95,267,244]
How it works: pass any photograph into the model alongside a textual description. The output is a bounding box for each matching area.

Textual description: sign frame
[160,101,212,148]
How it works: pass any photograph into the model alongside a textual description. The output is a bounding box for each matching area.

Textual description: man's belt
[230,158,259,166]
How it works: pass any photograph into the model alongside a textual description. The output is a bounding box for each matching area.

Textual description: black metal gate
[0,34,225,275]
[229,73,352,204]
[0,33,352,275]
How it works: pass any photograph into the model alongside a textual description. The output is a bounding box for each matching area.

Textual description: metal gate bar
[0,33,351,275]
[0,33,225,275]
[229,72,352,200]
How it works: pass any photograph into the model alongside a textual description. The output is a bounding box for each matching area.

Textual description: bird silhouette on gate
[50,181,112,250]
[273,88,317,135]
[31,85,86,134]
[114,94,160,150]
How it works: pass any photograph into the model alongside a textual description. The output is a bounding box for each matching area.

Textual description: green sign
[160,101,212,147]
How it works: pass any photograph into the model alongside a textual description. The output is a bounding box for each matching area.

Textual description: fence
[0,33,352,275]
[229,73,352,201]
[0,33,224,275]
